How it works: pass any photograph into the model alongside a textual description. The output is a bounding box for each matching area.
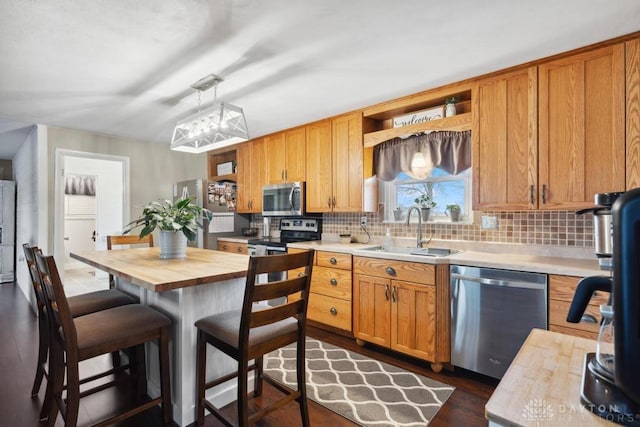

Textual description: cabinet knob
[297,272,304,277]
[329,307,338,315]
[385,267,396,276]
[222,245,228,250]
[330,278,338,286]
[330,257,337,265]
[237,247,243,253]
[581,314,598,324]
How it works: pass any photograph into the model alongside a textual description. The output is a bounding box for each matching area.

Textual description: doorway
[54,150,129,294]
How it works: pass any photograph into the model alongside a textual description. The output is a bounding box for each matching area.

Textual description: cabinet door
[332,112,363,212]
[249,138,267,213]
[265,133,286,184]
[284,127,306,182]
[353,274,390,347]
[305,120,333,212]
[539,43,626,209]
[627,38,640,190]
[473,67,537,210]
[390,280,436,360]
[236,143,252,212]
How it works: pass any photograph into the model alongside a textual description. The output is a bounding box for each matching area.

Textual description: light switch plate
[481,215,498,229]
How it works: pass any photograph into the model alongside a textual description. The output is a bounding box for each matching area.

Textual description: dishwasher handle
[450,273,546,290]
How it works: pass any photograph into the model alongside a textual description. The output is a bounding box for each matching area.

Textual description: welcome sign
[393,105,444,128]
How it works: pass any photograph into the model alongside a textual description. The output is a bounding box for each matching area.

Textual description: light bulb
[410,152,431,179]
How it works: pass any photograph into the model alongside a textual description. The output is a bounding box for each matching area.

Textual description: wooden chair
[195,249,315,426]
[106,234,154,289]
[35,252,172,426]
[22,244,136,401]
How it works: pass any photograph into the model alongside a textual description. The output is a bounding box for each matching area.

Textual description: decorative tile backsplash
[321,210,594,248]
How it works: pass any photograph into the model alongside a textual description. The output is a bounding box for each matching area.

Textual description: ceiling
[0,0,639,158]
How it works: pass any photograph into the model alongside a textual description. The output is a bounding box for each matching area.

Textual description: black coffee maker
[568,188,640,425]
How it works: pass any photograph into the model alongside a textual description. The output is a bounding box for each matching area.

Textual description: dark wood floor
[0,282,496,426]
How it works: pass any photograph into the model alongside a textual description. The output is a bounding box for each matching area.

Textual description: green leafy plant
[414,194,436,208]
[123,196,212,241]
[445,96,459,104]
[445,203,461,213]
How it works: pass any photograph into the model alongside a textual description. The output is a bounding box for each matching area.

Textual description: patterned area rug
[264,338,454,426]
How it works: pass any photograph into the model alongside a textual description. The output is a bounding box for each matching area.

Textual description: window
[380,167,472,222]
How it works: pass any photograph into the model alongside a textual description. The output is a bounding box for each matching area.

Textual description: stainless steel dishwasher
[450,265,547,379]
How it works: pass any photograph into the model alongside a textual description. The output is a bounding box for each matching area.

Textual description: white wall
[12,124,39,306]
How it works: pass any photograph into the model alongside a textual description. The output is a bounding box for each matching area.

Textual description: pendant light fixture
[408,151,432,179]
[170,74,249,153]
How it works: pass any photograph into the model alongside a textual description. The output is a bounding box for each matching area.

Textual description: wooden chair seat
[195,250,315,427]
[67,289,136,317]
[35,252,173,426]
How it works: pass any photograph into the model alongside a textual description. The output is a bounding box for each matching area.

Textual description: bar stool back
[106,234,154,289]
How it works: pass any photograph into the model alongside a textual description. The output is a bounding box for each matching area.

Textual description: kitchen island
[70,247,249,426]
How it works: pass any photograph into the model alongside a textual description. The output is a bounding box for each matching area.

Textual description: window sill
[383,218,474,225]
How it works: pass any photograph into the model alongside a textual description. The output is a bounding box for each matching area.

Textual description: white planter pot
[158,230,188,259]
[445,103,457,117]
[421,208,431,222]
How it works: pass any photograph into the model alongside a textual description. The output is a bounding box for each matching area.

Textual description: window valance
[373,130,471,182]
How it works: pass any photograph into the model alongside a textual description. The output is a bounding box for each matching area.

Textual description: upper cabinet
[626,38,640,190]
[306,113,366,213]
[236,138,266,213]
[473,41,630,211]
[473,67,538,210]
[265,127,306,184]
[538,43,626,209]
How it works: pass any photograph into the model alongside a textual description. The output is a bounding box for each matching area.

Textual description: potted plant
[393,207,403,221]
[414,194,436,221]
[123,196,211,259]
[445,203,462,222]
[444,96,458,117]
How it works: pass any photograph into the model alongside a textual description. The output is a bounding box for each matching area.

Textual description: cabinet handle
[529,185,534,205]
[329,257,337,265]
[285,170,288,180]
[329,307,338,315]
[330,278,338,286]
[391,285,397,303]
[328,197,332,208]
[384,284,390,301]
[542,184,547,204]
[385,267,396,276]
[222,245,228,250]
[581,314,598,324]
[332,196,336,208]
[281,170,285,180]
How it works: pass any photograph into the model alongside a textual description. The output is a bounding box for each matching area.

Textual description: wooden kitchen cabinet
[265,127,306,184]
[306,113,364,212]
[289,250,353,333]
[548,274,608,340]
[472,67,538,210]
[353,257,446,371]
[236,138,266,213]
[538,43,626,209]
[217,241,247,254]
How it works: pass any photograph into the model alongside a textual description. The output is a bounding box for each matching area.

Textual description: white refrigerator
[0,181,15,283]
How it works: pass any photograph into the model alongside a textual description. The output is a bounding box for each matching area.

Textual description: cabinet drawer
[548,299,601,334]
[353,257,435,285]
[310,266,352,300]
[549,324,598,341]
[307,293,351,331]
[549,274,609,305]
[217,241,247,254]
[317,251,352,270]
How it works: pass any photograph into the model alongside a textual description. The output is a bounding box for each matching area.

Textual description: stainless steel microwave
[262,182,305,216]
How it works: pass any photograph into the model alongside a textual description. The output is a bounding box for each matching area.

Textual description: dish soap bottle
[383,228,392,251]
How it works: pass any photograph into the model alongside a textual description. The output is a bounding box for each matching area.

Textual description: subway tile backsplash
[320,210,593,248]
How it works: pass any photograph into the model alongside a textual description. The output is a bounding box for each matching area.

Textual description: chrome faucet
[406,206,428,248]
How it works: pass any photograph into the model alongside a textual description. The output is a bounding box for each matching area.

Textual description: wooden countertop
[486,328,611,426]
[70,247,249,292]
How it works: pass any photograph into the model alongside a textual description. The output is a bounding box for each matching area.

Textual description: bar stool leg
[195,330,206,426]
[160,327,172,425]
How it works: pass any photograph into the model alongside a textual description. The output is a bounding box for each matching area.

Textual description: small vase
[158,230,187,259]
[421,208,431,222]
[445,103,457,117]
[449,211,461,222]
[393,209,403,221]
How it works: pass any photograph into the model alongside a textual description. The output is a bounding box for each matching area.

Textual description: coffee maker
[568,189,640,425]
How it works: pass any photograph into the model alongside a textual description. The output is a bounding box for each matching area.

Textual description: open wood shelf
[363,112,472,147]
[209,173,237,182]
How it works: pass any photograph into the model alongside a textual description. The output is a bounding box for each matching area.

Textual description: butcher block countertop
[486,329,611,426]
[70,247,249,292]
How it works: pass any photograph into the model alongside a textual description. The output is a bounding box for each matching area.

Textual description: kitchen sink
[362,246,460,257]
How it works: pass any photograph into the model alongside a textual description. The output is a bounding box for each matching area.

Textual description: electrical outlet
[481,215,498,229]
[360,216,367,226]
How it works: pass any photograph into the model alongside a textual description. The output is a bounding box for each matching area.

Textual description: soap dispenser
[383,228,392,251]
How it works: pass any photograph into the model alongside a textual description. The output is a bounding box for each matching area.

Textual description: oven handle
[450,273,545,290]
[265,246,287,253]
[288,186,294,211]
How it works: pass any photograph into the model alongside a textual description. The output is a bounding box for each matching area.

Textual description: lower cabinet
[289,249,353,333]
[353,256,448,372]
[217,241,247,255]
[548,274,608,340]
